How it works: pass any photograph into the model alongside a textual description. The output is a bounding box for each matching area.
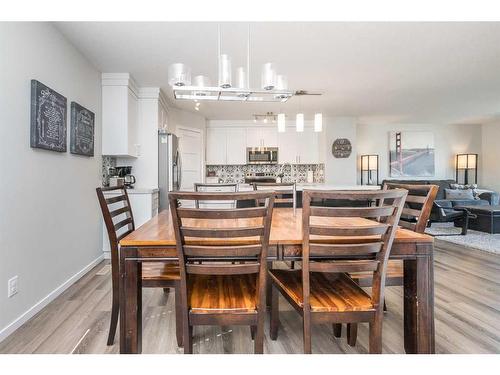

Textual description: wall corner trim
[0,254,105,344]
[101,73,139,97]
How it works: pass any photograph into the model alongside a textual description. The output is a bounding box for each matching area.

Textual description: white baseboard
[0,254,104,343]
[103,250,111,259]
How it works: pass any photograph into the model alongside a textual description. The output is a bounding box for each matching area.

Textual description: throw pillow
[450,183,480,199]
[445,188,475,200]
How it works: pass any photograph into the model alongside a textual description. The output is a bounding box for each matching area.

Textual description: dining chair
[343,183,438,346]
[96,186,182,347]
[168,191,275,354]
[252,182,296,214]
[194,183,238,208]
[269,189,407,353]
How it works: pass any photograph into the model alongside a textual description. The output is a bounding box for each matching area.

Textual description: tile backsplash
[101,156,117,186]
[206,164,325,183]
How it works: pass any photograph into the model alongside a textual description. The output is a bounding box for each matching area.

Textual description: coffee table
[455,205,500,234]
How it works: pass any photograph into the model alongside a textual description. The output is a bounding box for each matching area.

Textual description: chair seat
[269,269,374,312]
[142,262,180,281]
[188,274,258,314]
[349,260,403,287]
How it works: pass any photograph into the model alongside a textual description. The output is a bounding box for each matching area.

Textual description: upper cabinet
[246,127,278,148]
[206,128,227,164]
[278,127,319,164]
[102,73,140,157]
[206,127,247,165]
[225,128,247,164]
[207,124,320,165]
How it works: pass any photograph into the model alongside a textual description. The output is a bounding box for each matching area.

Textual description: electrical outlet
[8,276,18,298]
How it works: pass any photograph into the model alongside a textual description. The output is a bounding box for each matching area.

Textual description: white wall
[0,23,102,340]
[481,121,500,192]
[321,117,358,185]
[356,123,482,183]
[167,107,207,135]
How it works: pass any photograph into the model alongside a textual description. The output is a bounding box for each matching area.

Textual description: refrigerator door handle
[177,152,182,190]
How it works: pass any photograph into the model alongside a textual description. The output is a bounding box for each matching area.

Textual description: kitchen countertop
[237,183,380,191]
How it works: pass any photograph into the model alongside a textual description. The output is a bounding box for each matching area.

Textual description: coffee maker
[115,166,136,188]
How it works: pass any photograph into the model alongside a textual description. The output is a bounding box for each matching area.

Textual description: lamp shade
[168,63,191,87]
[277,113,286,132]
[235,67,246,89]
[218,54,232,88]
[296,113,304,132]
[314,113,322,132]
[361,155,378,170]
[261,63,276,90]
[457,153,477,169]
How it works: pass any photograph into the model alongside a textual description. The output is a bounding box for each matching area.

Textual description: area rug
[425,222,500,254]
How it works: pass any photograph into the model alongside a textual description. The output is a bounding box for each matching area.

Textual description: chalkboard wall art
[70,102,95,157]
[332,138,352,158]
[30,80,67,152]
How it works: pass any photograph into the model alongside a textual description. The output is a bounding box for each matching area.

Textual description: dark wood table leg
[403,243,435,354]
[120,247,142,354]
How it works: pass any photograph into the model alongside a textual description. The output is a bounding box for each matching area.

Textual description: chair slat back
[253,182,296,213]
[383,183,438,233]
[194,183,238,208]
[169,191,275,275]
[301,189,407,311]
[96,186,135,272]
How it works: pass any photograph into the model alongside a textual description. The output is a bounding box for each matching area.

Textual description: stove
[244,172,276,184]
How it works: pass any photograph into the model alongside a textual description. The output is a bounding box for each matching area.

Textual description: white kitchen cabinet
[277,127,319,164]
[206,128,226,164]
[102,73,140,157]
[225,128,246,164]
[278,129,298,163]
[297,129,319,164]
[246,127,278,148]
[101,189,158,258]
[206,127,246,165]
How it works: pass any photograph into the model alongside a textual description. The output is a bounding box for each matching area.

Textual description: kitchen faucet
[277,162,295,182]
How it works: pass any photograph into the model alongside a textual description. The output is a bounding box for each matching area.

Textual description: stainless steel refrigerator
[158,130,181,211]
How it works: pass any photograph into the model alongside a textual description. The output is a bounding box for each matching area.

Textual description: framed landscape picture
[70,102,95,157]
[389,131,435,177]
[30,80,67,152]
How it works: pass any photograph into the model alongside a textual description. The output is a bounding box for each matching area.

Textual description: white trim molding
[101,73,139,97]
[0,255,104,343]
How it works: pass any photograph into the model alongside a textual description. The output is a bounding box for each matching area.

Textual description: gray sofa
[382,179,499,222]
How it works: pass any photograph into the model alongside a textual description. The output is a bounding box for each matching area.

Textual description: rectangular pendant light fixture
[277,113,286,132]
[314,113,323,132]
[296,113,304,132]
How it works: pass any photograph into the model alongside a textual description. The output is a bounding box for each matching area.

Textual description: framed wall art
[30,80,67,152]
[70,102,95,157]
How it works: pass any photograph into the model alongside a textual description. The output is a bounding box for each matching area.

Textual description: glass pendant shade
[193,75,211,87]
[261,63,277,90]
[168,63,191,87]
[276,75,288,90]
[235,67,247,89]
[296,113,304,132]
[193,75,211,97]
[218,54,232,88]
[277,113,286,132]
[314,113,323,132]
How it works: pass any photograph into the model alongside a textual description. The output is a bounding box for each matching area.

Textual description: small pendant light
[261,63,276,90]
[168,63,191,87]
[296,113,304,132]
[219,54,232,88]
[314,113,323,132]
[277,113,286,132]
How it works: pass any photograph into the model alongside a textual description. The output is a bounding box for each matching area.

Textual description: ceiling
[55,22,500,124]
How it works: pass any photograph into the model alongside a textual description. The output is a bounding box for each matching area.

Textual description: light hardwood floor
[1,241,499,354]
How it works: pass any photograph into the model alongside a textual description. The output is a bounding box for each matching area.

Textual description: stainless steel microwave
[246,147,278,164]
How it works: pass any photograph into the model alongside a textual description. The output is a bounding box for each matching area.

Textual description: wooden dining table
[119,207,435,354]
